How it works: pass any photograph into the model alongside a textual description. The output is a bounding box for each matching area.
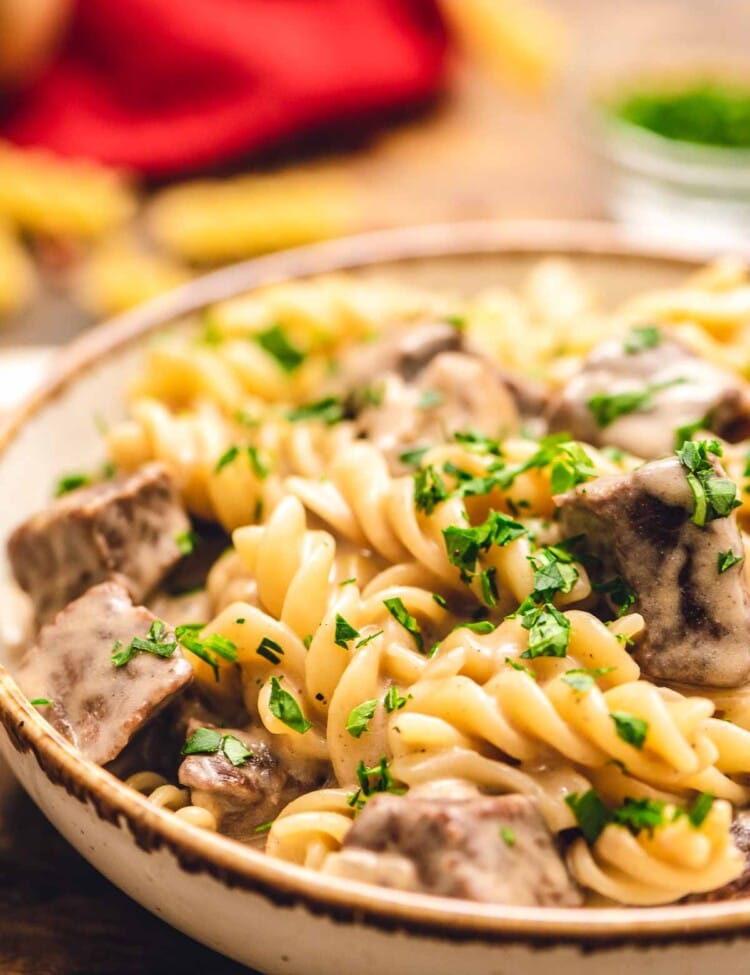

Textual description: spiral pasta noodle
[92,262,750,907]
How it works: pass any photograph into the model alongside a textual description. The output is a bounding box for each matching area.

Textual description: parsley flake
[384,686,410,712]
[592,576,637,616]
[346,699,378,738]
[334,614,360,649]
[112,619,177,668]
[443,511,525,582]
[688,792,715,827]
[413,465,449,514]
[268,676,312,734]
[287,397,344,425]
[677,439,740,526]
[383,597,423,653]
[255,324,305,372]
[623,325,661,354]
[355,630,384,649]
[588,379,685,428]
[181,728,253,767]
[610,711,649,749]
[54,472,91,497]
[256,636,285,665]
[520,603,570,659]
[718,550,744,574]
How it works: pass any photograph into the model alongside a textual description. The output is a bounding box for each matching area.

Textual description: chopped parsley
[383,597,423,653]
[54,472,91,497]
[175,530,198,556]
[718,550,744,574]
[612,797,667,835]
[355,630,384,649]
[30,697,53,706]
[347,756,404,810]
[254,821,274,833]
[432,593,448,609]
[592,576,637,616]
[181,727,253,767]
[112,619,177,668]
[334,614,360,649]
[175,624,238,681]
[286,397,344,425]
[567,792,674,845]
[455,620,495,634]
[519,603,570,659]
[255,636,285,665]
[500,826,516,847]
[623,324,661,354]
[453,430,503,456]
[214,444,269,478]
[505,657,536,679]
[384,686,410,712]
[222,735,254,767]
[399,445,430,467]
[587,378,685,428]
[346,699,378,738]
[255,324,305,372]
[610,711,649,749]
[688,792,715,827]
[443,511,525,582]
[444,314,466,330]
[480,567,498,607]
[528,546,579,602]
[413,465,449,514]
[565,790,611,844]
[268,676,312,733]
[677,439,740,526]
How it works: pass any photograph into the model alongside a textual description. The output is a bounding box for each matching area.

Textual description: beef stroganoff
[10,258,750,908]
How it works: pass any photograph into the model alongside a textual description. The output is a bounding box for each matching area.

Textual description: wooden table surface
[2,2,748,972]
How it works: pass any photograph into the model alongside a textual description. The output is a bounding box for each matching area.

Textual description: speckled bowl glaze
[1,222,750,975]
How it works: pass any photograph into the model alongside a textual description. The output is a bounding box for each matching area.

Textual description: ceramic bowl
[1,221,749,975]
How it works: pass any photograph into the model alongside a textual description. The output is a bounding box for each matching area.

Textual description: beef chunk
[16,582,193,765]
[8,463,190,624]
[178,722,318,841]
[356,351,519,473]
[331,793,581,906]
[340,321,462,390]
[548,334,750,458]
[557,456,750,687]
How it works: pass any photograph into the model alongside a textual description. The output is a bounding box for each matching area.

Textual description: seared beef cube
[548,334,750,458]
[557,456,750,687]
[341,321,462,390]
[178,722,314,840]
[334,793,581,906]
[357,352,519,473]
[9,462,190,624]
[688,813,750,902]
[16,582,193,765]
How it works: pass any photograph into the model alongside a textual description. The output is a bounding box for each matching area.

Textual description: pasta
[16,257,750,910]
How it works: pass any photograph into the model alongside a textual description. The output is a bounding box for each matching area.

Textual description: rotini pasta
[17,259,750,911]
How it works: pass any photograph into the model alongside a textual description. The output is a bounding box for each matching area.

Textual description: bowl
[1,221,750,975]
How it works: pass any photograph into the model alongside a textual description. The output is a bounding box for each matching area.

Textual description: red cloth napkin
[0,0,447,176]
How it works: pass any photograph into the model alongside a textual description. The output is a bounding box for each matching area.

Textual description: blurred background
[0,0,747,369]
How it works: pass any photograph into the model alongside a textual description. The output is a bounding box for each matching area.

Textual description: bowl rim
[3,218,750,949]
